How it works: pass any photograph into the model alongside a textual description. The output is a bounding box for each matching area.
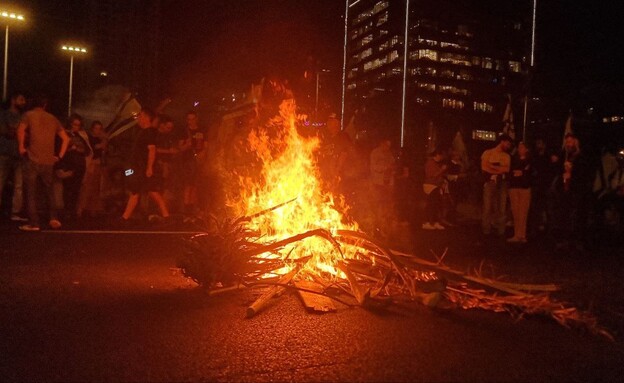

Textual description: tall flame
[237,99,357,273]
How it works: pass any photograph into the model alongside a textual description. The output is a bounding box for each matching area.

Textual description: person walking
[507,142,532,243]
[481,134,512,236]
[17,94,70,231]
[121,108,169,222]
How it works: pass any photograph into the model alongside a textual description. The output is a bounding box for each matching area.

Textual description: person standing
[529,138,556,234]
[178,110,205,219]
[550,133,592,250]
[56,114,91,220]
[17,94,70,231]
[155,115,179,210]
[0,92,27,221]
[121,108,169,222]
[480,134,513,236]
[369,137,395,237]
[77,120,107,218]
[422,149,447,230]
[507,142,532,243]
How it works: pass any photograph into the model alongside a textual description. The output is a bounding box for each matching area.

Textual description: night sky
[3,1,623,115]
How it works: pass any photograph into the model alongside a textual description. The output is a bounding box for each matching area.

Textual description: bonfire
[178,80,612,341]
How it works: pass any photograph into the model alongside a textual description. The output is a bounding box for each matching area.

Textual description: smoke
[73,85,129,131]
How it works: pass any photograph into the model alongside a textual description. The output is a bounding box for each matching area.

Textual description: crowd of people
[0,92,211,231]
[419,132,624,249]
[2,91,623,250]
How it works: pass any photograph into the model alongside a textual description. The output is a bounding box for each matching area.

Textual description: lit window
[372,0,389,15]
[442,98,465,109]
[473,102,493,113]
[360,48,372,60]
[416,49,438,61]
[360,34,373,47]
[417,82,436,91]
[439,85,469,95]
[483,57,493,69]
[472,130,497,141]
[509,61,521,73]
[439,52,471,66]
[388,50,399,62]
[377,11,388,26]
[415,97,430,105]
[418,38,438,47]
[440,41,461,49]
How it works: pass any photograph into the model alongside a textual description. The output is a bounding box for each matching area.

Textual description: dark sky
[3,1,624,114]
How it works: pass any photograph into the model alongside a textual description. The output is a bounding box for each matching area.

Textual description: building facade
[343,0,532,150]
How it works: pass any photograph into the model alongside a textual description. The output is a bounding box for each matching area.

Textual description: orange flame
[237,99,358,275]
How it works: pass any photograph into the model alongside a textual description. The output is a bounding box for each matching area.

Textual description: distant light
[193,101,200,107]
[100,71,108,77]
[0,11,23,21]
[60,44,88,54]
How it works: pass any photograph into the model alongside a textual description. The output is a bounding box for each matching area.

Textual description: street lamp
[0,9,26,102]
[60,44,88,117]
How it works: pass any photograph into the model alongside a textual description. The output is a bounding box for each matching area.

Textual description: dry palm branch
[178,201,613,341]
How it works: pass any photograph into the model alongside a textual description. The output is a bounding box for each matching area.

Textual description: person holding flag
[549,113,593,251]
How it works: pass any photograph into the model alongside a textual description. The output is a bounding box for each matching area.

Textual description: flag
[562,110,573,148]
[502,94,515,140]
[107,93,141,140]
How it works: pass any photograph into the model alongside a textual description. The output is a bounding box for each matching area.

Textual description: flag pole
[522,0,537,142]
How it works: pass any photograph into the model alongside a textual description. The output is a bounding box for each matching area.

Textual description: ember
[178,83,612,341]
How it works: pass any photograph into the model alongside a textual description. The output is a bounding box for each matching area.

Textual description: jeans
[482,180,508,235]
[24,159,63,226]
[0,155,24,215]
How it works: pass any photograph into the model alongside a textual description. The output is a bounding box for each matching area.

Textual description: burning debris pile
[178,80,612,340]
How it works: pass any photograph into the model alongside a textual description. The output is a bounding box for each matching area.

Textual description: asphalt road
[1,222,623,382]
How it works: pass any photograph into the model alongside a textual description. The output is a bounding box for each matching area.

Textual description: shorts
[125,168,163,194]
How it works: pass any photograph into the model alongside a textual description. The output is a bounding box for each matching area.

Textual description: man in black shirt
[121,108,169,221]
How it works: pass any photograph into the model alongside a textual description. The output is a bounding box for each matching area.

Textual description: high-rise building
[343,0,532,149]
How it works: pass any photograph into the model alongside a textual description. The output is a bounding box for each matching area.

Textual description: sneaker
[507,237,521,243]
[19,224,40,232]
[148,214,162,223]
[433,222,446,230]
[422,222,436,230]
[10,214,28,222]
[49,219,62,229]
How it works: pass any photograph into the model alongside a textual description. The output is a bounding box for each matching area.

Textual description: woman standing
[508,142,532,243]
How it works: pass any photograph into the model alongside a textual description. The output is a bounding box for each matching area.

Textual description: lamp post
[60,44,88,117]
[1,10,25,102]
